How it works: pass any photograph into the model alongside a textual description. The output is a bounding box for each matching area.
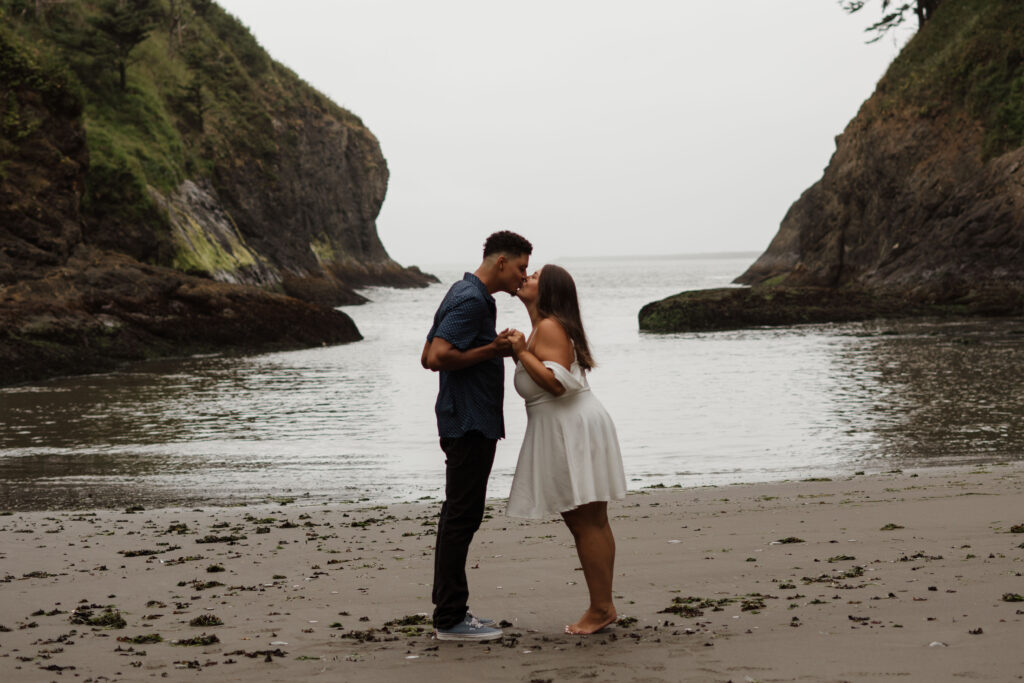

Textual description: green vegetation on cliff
[0,19,80,181]
[874,0,1024,158]
[1,0,418,385]
[1,0,368,264]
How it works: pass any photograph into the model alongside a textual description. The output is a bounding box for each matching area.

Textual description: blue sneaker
[466,610,496,627]
[435,614,503,642]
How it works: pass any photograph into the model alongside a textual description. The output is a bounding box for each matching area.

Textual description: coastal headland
[2,465,1022,681]
[1,3,434,386]
[641,0,1024,333]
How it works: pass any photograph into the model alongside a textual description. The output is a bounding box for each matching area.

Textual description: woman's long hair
[536,264,595,371]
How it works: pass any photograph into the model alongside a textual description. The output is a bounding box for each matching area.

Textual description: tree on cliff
[166,0,187,58]
[179,47,209,130]
[12,0,69,23]
[89,0,160,91]
[840,0,943,42]
[189,0,212,17]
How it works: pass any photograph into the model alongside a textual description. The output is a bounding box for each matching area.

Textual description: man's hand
[493,328,515,357]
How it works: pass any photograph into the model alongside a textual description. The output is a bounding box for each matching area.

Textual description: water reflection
[833,319,1024,466]
[1,257,1021,511]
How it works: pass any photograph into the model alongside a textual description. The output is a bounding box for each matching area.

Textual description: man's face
[500,253,530,295]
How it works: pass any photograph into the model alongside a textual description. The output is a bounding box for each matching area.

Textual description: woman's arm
[514,318,574,396]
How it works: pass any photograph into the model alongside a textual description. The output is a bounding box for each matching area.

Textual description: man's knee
[441,506,484,536]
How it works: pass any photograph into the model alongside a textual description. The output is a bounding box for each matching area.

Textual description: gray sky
[215,0,906,268]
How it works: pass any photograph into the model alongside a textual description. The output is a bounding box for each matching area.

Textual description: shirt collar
[463,272,495,303]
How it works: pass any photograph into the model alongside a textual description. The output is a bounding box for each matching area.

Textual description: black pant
[432,431,496,629]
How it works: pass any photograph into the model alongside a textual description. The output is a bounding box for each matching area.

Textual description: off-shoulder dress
[506,354,627,519]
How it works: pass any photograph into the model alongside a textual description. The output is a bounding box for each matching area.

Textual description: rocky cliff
[0,1,432,384]
[640,0,1024,332]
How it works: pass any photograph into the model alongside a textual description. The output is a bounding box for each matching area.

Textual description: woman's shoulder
[533,317,574,364]
[536,316,569,339]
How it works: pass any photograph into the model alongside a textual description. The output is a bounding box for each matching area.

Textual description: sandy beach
[2,464,1023,682]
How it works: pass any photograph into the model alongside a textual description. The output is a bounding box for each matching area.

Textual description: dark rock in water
[639,287,887,332]
[641,1,1024,332]
[0,248,361,386]
[639,285,1023,333]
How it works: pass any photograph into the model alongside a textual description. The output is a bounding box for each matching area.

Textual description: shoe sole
[434,630,503,642]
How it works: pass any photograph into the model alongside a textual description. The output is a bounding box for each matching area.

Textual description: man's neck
[473,265,500,294]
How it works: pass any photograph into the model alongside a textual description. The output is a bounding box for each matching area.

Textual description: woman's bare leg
[561,501,617,634]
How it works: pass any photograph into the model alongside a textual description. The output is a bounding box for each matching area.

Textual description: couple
[420,230,627,641]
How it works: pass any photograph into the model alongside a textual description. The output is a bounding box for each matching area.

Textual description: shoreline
[0,462,934,514]
[0,462,991,514]
[1,464,1023,681]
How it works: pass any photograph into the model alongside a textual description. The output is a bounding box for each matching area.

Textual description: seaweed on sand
[658,596,734,618]
[195,534,246,544]
[117,634,163,644]
[69,607,126,629]
[172,634,220,646]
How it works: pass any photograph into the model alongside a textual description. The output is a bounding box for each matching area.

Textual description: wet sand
[1,464,1023,682]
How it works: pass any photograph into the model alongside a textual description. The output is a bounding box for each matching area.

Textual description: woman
[506,264,627,635]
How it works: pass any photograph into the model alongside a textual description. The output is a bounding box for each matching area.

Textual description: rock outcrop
[735,109,1024,301]
[0,26,361,385]
[0,3,432,384]
[160,82,434,307]
[640,0,1024,332]
[0,248,362,386]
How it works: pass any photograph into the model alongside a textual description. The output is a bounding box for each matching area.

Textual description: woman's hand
[508,329,527,358]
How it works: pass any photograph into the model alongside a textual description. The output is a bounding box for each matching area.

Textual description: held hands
[506,329,527,358]
[493,328,526,358]
[493,328,516,357]
[424,328,524,371]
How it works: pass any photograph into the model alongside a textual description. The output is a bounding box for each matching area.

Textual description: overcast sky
[215,0,907,268]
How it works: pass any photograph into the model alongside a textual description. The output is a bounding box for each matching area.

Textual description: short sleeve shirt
[426,273,505,440]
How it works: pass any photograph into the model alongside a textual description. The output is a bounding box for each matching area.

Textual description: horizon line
[410,250,761,269]
[554,250,761,261]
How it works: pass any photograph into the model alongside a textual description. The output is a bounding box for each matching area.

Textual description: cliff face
[736,106,1024,303]
[155,72,433,307]
[641,0,1024,332]
[72,1,432,305]
[207,92,431,306]
[737,0,1024,301]
[0,29,360,385]
[0,23,86,287]
[0,1,429,384]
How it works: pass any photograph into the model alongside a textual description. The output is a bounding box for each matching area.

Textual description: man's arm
[421,340,431,369]
[424,332,512,372]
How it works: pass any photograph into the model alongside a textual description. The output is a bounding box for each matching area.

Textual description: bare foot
[564,607,617,635]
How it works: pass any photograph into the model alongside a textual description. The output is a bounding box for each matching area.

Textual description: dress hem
[505,492,626,520]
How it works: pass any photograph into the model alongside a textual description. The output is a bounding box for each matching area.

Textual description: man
[421,230,532,641]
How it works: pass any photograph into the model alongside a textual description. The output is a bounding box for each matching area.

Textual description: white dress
[506,354,627,519]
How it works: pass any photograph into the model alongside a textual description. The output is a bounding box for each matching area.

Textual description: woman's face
[516,268,541,304]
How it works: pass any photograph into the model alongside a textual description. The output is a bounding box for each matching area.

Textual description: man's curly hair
[483,230,532,258]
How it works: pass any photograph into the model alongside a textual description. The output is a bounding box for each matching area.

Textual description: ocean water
[1,254,1022,510]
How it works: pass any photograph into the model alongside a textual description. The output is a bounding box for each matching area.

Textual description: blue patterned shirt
[426,273,505,440]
